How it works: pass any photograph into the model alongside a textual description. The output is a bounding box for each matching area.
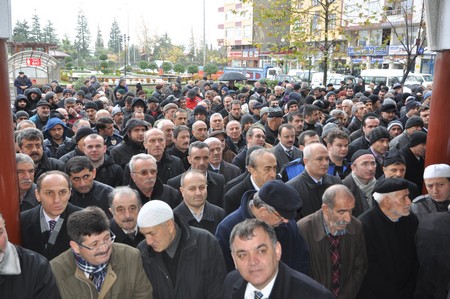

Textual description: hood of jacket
[43,117,68,140]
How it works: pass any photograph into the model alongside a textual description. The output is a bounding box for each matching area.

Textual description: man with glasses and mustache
[50,206,153,298]
[216,180,309,274]
[298,185,368,299]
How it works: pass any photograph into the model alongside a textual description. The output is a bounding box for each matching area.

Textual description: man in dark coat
[415,211,450,298]
[137,200,226,299]
[17,128,64,182]
[223,219,333,299]
[173,170,226,234]
[16,153,39,212]
[14,71,32,95]
[83,133,123,187]
[110,119,149,169]
[287,143,342,218]
[358,178,418,299]
[205,137,242,184]
[298,185,368,298]
[167,141,225,208]
[128,153,180,208]
[20,171,81,260]
[216,180,309,274]
[224,148,277,215]
[65,156,114,218]
[0,212,61,298]
[400,130,427,191]
[109,187,145,248]
[346,114,379,161]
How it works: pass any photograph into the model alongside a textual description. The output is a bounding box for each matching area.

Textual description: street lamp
[123,34,130,77]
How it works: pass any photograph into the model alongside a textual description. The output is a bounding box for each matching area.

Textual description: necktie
[328,234,343,297]
[49,220,57,232]
[212,168,220,173]
[127,232,136,240]
[286,149,293,159]
[254,290,264,299]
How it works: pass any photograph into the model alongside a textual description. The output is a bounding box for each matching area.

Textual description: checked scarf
[73,251,109,292]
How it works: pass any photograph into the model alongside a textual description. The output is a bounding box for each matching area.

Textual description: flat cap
[408,131,427,147]
[383,149,406,167]
[257,180,302,219]
[374,177,409,193]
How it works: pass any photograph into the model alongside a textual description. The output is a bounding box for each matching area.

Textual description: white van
[360,69,418,92]
[410,73,433,87]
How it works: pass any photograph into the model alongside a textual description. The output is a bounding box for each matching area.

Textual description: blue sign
[348,46,389,56]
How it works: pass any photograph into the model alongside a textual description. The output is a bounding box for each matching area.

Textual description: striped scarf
[73,251,109,292]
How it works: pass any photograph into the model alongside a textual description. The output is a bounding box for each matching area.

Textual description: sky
[11,0,222,49]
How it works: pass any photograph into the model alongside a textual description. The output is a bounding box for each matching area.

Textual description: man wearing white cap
[411,163,450,220]
[137,200,226,299]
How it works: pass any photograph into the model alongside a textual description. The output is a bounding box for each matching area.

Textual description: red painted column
[424,51,450,166]
[0,39,21,244]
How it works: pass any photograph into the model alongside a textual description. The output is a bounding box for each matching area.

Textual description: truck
[223,65,282,81]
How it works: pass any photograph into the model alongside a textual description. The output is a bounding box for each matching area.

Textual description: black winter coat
[138,215,226,299]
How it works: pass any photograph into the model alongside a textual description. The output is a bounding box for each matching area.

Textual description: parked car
[274,74,298,84]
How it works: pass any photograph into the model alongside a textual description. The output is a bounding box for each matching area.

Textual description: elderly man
[137,200,226,299]
[20,171,81,260]
[173,170,226,234]
[205,137,241,184]
[29,99,51,130]
[298,185,367,298]
[167,141,225,208]
[209,112,225,132]
[223,219,333,299]
[0,213,61,298]
[109,187,144,248]
[342,150,377,217]
[225,148,277,215]
[17,128,64,182]
[16,153,39,211]
[50,207,153,298]
[216,180,309,274]
[66,156,114,218]
[225,120,246,154]
[358,178,418,299]
[411,163,450,220]
[128,153,180,208]
[287,143,342,218]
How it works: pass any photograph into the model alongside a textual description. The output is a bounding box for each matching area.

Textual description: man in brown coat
[298,184,367,299]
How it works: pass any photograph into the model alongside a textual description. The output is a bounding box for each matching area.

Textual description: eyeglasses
[78,231,116,252]
[132,169,157,176]
[267,206,286,222]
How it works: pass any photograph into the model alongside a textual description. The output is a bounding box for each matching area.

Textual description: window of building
[243,25,252,38]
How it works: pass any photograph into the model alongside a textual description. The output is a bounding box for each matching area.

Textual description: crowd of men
[3,72,450,298]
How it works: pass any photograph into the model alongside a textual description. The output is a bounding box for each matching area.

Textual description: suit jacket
[224,174,254,215]
[167,170,225,208]
[272,143,302,173]
[209,161,242,184]
[287,171,342,218]
[173,200,226,235]
[298,210,368,299]
[20,203,82,261]
[223,262,334,299]
[109,218,144,248]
